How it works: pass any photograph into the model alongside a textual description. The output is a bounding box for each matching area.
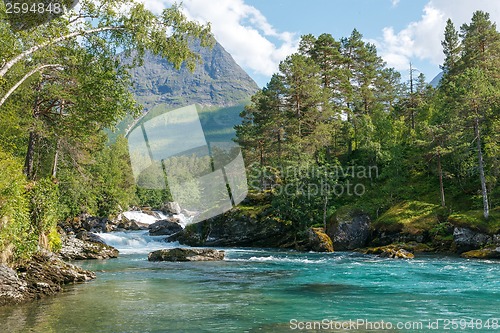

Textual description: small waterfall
[123,210,194,228]
[98,231,181,254]
[122,211,158,225]
[100,210,194,254]
[156,211,194,228]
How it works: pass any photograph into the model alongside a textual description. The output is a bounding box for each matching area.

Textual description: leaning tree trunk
[474,116,489,219]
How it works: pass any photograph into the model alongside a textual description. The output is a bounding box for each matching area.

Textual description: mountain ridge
[128,39,259,111]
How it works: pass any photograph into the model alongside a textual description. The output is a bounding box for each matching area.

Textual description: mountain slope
[128,40,259,111]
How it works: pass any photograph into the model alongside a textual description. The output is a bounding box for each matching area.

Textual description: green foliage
[0,149,36,263]
[372,201,441,234]
[28,178,62,251]
[92,136,137,217]
[0,1,217,264]
[237,11,499,234]
[448,209,500,234]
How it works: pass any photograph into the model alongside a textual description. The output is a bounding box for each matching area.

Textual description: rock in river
[363,245,415,259]
[461,246,500,259]
[148,248,225,262]
[148,218,183,236]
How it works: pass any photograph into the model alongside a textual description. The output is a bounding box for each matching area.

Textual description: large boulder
[303,228,334,252]
[75,230,106,244]
[327,208,371,250]
[170,208,296,248]
[148,248,225,262]
[148,218,183,236]
[0,265,28,306]
[453,227,492,253]
[117,216,149,231]
[59,235,119,260]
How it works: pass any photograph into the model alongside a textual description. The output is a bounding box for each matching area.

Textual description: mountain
[430,71,444,88]
[109,40,259,143]
[128,40,259,111]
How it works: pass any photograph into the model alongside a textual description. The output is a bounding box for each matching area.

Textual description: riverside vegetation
[0,1,499,305]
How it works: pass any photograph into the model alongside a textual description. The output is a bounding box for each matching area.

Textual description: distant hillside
[430,71,444,88]
[109,40,259,143]
[128,40,259,111]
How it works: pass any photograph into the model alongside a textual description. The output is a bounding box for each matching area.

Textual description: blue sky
[147,0,500,87]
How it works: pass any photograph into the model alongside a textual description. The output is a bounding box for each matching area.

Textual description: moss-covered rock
[363,244,415,259]
[448,209,500,235]
[170,192,299,248]
[171,206,296,248]
[372,201,440,235]
[304,228,334,252]
[1,251,95,306]
[461,247,500,259]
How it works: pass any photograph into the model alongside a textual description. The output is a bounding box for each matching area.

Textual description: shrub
[0,149,36,264]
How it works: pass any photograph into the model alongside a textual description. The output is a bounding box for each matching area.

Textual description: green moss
[312,227,334,252]
[461,247,500,259]
[372,201,441,234]
[448,209,500,234]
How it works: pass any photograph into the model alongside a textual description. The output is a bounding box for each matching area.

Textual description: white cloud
[391,0,400,8]
[374,0,500,71]
[141,0,299,77]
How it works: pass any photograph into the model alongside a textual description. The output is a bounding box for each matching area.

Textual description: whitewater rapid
[97,231,180,254]
[98,210,194,254]
[122,210,194,228]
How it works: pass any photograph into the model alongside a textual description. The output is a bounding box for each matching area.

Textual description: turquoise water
[1,231,499,333]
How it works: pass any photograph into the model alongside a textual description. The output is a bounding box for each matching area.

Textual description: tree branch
[0,26,125,78]
[0,64,62,108]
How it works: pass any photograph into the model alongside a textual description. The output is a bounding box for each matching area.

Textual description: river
[1,230,499,332]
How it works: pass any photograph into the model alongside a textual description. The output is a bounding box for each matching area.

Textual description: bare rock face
[60,235,119,260]
[453,227,493,253]
[0,252,95,306]
[327,209,371,250]
[0,265,28,306]
[148,248,225,262]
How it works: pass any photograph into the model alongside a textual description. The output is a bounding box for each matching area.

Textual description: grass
[448,208,500,234]
[372,200,441,234]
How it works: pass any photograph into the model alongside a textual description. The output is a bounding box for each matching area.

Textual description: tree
[441,19,461,74]
[0,1,212,104]
[436,11,500,219]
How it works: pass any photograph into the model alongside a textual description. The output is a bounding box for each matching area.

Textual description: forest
[235,11,499,233]
[0,1,499,266]
[0,0,211,263]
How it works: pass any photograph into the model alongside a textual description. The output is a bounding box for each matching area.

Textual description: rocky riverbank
[0,251,95,306]
[168,199,500,260]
